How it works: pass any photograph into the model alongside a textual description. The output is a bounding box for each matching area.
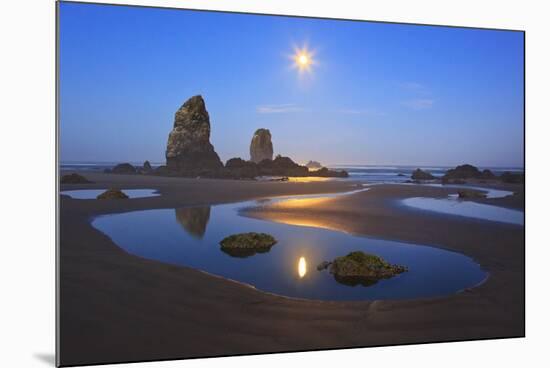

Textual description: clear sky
[59,2,524,167]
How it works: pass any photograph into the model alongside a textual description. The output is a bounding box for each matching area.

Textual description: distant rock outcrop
[219,156,348,179]
[250,129,274,163]
[142,160,153,173]
[111,163,137,174]
[314,167,349,178]
[60,173,93,184]
[443,164,482,180]
[500,171,524,184]
[224,157,259,179]
[305,160,322,169]
[480,169,496,179]
[166,95,223,175]
[257,155,309,176]
[411,168,435,180]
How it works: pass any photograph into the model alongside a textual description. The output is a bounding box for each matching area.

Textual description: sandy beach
[59,172,524,366]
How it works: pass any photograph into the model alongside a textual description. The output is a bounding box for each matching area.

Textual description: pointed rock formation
[142,160,153,172]
[166,95,223,175]
[250,128,273,163]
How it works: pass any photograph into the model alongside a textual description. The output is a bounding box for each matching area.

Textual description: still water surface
[93,196,487,301]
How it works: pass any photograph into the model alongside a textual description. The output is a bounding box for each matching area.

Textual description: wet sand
[58,173,524,366]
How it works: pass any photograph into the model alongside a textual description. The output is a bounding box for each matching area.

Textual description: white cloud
[256,104,304,114]
[402,99,434,110]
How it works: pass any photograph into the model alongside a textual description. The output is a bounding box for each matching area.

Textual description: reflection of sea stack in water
[250,128,273,163]
[174,206,211,238]
[166,95,223,175]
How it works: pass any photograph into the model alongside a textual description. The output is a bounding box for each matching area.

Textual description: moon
[291,46,315,73]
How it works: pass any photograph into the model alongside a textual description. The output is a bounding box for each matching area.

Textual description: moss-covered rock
[96,189,129,200]
[327,251,407,286]
[219,232,277,258]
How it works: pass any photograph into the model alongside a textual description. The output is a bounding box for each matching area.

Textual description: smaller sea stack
[250,129,274,163]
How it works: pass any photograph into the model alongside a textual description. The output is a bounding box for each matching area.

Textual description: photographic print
[57,1,525,366]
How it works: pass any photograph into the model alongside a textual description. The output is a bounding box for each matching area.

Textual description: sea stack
[250,128,274,163]
[165,95,223,175]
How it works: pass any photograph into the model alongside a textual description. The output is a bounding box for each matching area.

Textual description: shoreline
[59,172,524,366]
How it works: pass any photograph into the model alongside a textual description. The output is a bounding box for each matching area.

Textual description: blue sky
[59,2,524,167]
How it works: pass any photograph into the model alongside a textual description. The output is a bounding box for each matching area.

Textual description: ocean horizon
[60,161,524,183]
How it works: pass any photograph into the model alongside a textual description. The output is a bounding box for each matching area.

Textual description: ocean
[326,165,524,183]
[60,162,524,184]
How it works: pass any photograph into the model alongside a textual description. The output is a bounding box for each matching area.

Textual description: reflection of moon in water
[298,257,307,278]
[174,206,211,238]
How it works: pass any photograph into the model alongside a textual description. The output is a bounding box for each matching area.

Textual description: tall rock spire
[166,95,223,174]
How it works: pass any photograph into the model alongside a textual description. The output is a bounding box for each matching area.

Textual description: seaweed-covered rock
[112,163,137,174]
[60,173,93,184]
[411,168,435,180]
[96,189,129,200]
[219,232,277,258]
[457,189,487,199]
[327,251,407,286]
